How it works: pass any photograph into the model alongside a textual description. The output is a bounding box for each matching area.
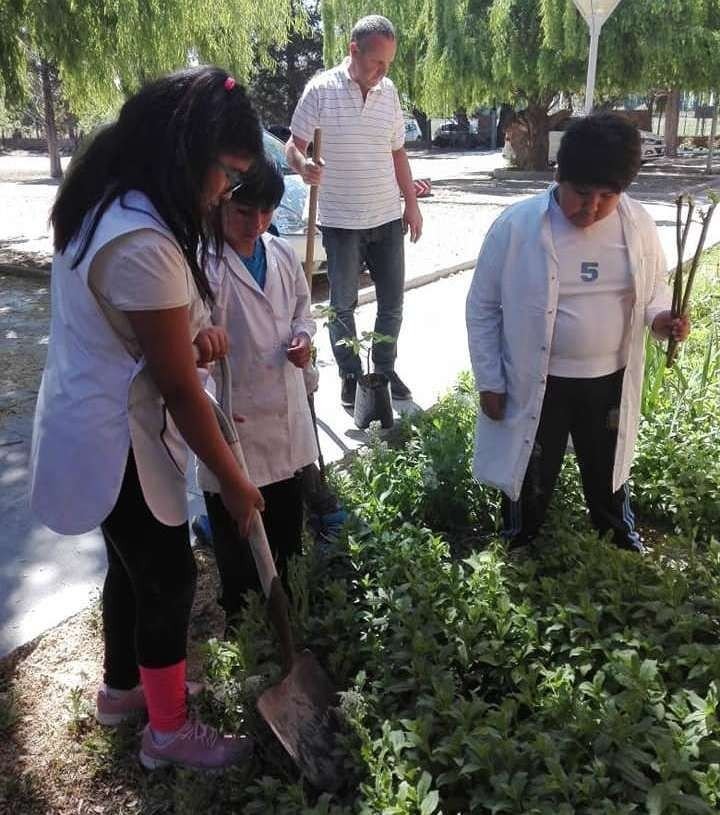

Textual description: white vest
[30,191,208,534]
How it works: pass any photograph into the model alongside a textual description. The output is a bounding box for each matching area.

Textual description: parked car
[503,123,665,167]
[432,121,480,148]
[404,117,423,144]
[547,126,664,165]
[266,124,291,142]
[262,130,326,272]
[637,131,665,161]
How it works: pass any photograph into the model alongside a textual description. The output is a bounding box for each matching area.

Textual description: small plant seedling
[336,332,394,377]
[66,685,92,739]
[315,304,394,376]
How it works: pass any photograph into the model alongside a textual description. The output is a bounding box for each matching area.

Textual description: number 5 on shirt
[580,261,599,282]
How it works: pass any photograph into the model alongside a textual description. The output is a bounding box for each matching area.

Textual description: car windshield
[263,131,295,176]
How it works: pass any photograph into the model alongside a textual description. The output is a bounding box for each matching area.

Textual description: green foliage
[336,375,498,538]
[1,0,303,123]
[165,246,720,813]
[322,0,720,115]
[65,685,93,739]
[0,0,26,105]
[250,0,323,126]
[35,247,718,812]
[336,331,395,375]
[633,248,720,539]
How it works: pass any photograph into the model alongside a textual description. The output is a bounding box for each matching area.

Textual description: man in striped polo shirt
[286,14,423,407]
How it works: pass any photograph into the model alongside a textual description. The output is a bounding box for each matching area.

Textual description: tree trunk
[523,103,550,170]
[664,87,681,158]
[497,103,514,147]
[413,108,430,147]
[707,91,719,175]
[40,59,62,179]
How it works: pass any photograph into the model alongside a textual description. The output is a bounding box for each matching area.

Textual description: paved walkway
[1,150,720,655]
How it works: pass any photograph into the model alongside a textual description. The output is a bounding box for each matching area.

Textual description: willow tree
[322,0,491,118]
[628,0,720,155]
[0,0,26,105]
[0,0,302,175]
[321,0,588,166]
[321,0,720,169]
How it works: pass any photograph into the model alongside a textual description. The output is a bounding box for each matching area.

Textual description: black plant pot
[353,373,393,430]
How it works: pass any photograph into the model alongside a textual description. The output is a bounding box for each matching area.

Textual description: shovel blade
[257,650,342,791]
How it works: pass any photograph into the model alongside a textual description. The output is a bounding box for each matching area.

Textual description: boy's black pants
[502,368,642,551]
[204,475,303,626]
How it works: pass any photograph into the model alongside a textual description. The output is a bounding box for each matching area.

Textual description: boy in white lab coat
[200,157,318,627]
[467,114,689,553]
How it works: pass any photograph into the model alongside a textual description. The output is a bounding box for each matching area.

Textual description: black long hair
[51,66,263,300]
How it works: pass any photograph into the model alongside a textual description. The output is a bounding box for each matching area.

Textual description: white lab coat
[30,192,209,533]
[466,186,671,501]
[200,234,318,488]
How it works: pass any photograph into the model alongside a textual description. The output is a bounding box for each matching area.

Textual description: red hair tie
[224,76,236,91]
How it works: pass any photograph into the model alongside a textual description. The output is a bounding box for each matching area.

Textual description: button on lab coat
[466,187,671,501]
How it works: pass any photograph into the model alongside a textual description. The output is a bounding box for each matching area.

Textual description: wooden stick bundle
[666,192,719,367]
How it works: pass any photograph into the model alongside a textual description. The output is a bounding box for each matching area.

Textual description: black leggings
[204,475,303,625]
[101,451,197,689]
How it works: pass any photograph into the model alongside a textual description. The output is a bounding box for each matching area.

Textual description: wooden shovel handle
[303,127,323,290]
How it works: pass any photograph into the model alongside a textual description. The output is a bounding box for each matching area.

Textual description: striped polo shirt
[290,58,405,230]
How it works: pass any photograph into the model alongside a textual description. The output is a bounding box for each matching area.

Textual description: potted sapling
[336,331,395,429]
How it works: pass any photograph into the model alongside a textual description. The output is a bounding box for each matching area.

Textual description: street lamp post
[572,0,623,115]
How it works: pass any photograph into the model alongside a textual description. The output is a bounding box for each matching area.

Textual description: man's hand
[652,311,691,341]
[480,391,506,421]
[300,157,324,186]
[286,333,312,368]
[403,199,423,243]
[193,326,228,366]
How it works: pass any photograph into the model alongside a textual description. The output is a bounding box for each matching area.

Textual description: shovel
[207,356,342,791]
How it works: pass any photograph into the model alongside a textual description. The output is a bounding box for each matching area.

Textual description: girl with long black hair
[30,67,264,771]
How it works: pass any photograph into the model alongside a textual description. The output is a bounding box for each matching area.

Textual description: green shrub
[191,248,720,813]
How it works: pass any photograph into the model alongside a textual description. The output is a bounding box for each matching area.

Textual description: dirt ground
[0,548,225,815]
[0,273,50,424]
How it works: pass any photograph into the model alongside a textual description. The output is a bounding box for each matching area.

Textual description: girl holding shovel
[30,67,264,771]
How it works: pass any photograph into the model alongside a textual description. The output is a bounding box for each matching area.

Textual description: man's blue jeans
[321,219,405,377]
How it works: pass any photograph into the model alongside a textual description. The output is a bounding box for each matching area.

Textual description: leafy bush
[189,249,720,812]
[295,521,720,814]
[335,373,498,542]
[634,252,720,538]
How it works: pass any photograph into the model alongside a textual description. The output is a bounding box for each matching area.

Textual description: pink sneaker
[95,681,205,726]
[139,720,254,771]
[95,686,147,726]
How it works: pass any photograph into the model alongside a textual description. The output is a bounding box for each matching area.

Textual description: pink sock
[139,660,187,733]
